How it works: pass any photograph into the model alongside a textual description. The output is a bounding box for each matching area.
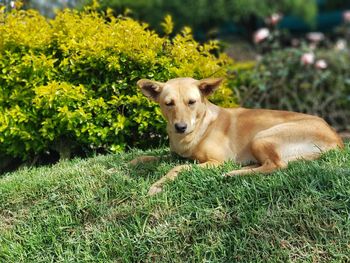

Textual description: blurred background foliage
[96,0,319,37]
[1,0,349,36]
[1,1,350,41]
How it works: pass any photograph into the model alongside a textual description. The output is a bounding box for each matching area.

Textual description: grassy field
[0,144,349,262]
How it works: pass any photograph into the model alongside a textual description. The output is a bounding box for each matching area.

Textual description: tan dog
[131,77,344,195]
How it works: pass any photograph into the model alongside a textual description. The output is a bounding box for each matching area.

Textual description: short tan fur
[131,77,344,195]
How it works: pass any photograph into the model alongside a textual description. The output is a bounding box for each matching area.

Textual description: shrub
[0,7,242,162]
[231,47,350,131]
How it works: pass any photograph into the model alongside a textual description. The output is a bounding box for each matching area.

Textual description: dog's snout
[175,122,187,133]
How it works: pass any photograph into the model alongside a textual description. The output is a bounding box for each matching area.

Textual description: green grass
[1,145,350,262]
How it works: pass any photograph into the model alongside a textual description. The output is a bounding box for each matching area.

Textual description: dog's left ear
[137,79,164,102]
[197,78,224,96]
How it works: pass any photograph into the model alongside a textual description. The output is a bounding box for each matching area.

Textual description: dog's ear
[197,78,224,96]
[137,79,164,102]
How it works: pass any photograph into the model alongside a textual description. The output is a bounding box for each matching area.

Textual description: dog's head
[137,77,223,135]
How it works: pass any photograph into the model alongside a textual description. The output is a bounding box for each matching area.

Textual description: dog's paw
[223,171,239,177]
[128,158,139,166]
[129,156,158,166]
[148,185,163,196]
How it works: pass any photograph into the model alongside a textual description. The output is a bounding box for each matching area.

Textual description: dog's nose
[174,122,187,133]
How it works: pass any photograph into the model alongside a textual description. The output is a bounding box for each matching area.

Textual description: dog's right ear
[197,77,224,97]
[137,79,164,102]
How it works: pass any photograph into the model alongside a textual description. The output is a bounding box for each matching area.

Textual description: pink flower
[306,32,325,43]
[300,52,315,65]
[343,11,350,22]
[335,39,347,51]
[10,1,15,8]
[265,13,283,26]
[253,28,270,44]
[315,59,327,69]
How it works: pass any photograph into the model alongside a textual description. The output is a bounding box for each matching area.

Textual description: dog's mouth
[174,128,194,136]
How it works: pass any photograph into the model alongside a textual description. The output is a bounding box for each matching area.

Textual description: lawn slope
[1,145,350,262]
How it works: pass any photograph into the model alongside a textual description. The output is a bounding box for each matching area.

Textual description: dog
[130,77,344,195]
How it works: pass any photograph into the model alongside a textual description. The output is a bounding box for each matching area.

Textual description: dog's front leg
[129,154,173,166]
[148,164,191,195]
[148,161,221,196]
[129,155,160,165]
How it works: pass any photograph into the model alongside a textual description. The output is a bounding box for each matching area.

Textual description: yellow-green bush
[0,7,241,160]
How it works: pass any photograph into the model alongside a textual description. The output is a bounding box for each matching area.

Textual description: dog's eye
[188,99,196,105]
[165,101,174,106]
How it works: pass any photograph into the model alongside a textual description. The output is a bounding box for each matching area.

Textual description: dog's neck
[168,102,220,158]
